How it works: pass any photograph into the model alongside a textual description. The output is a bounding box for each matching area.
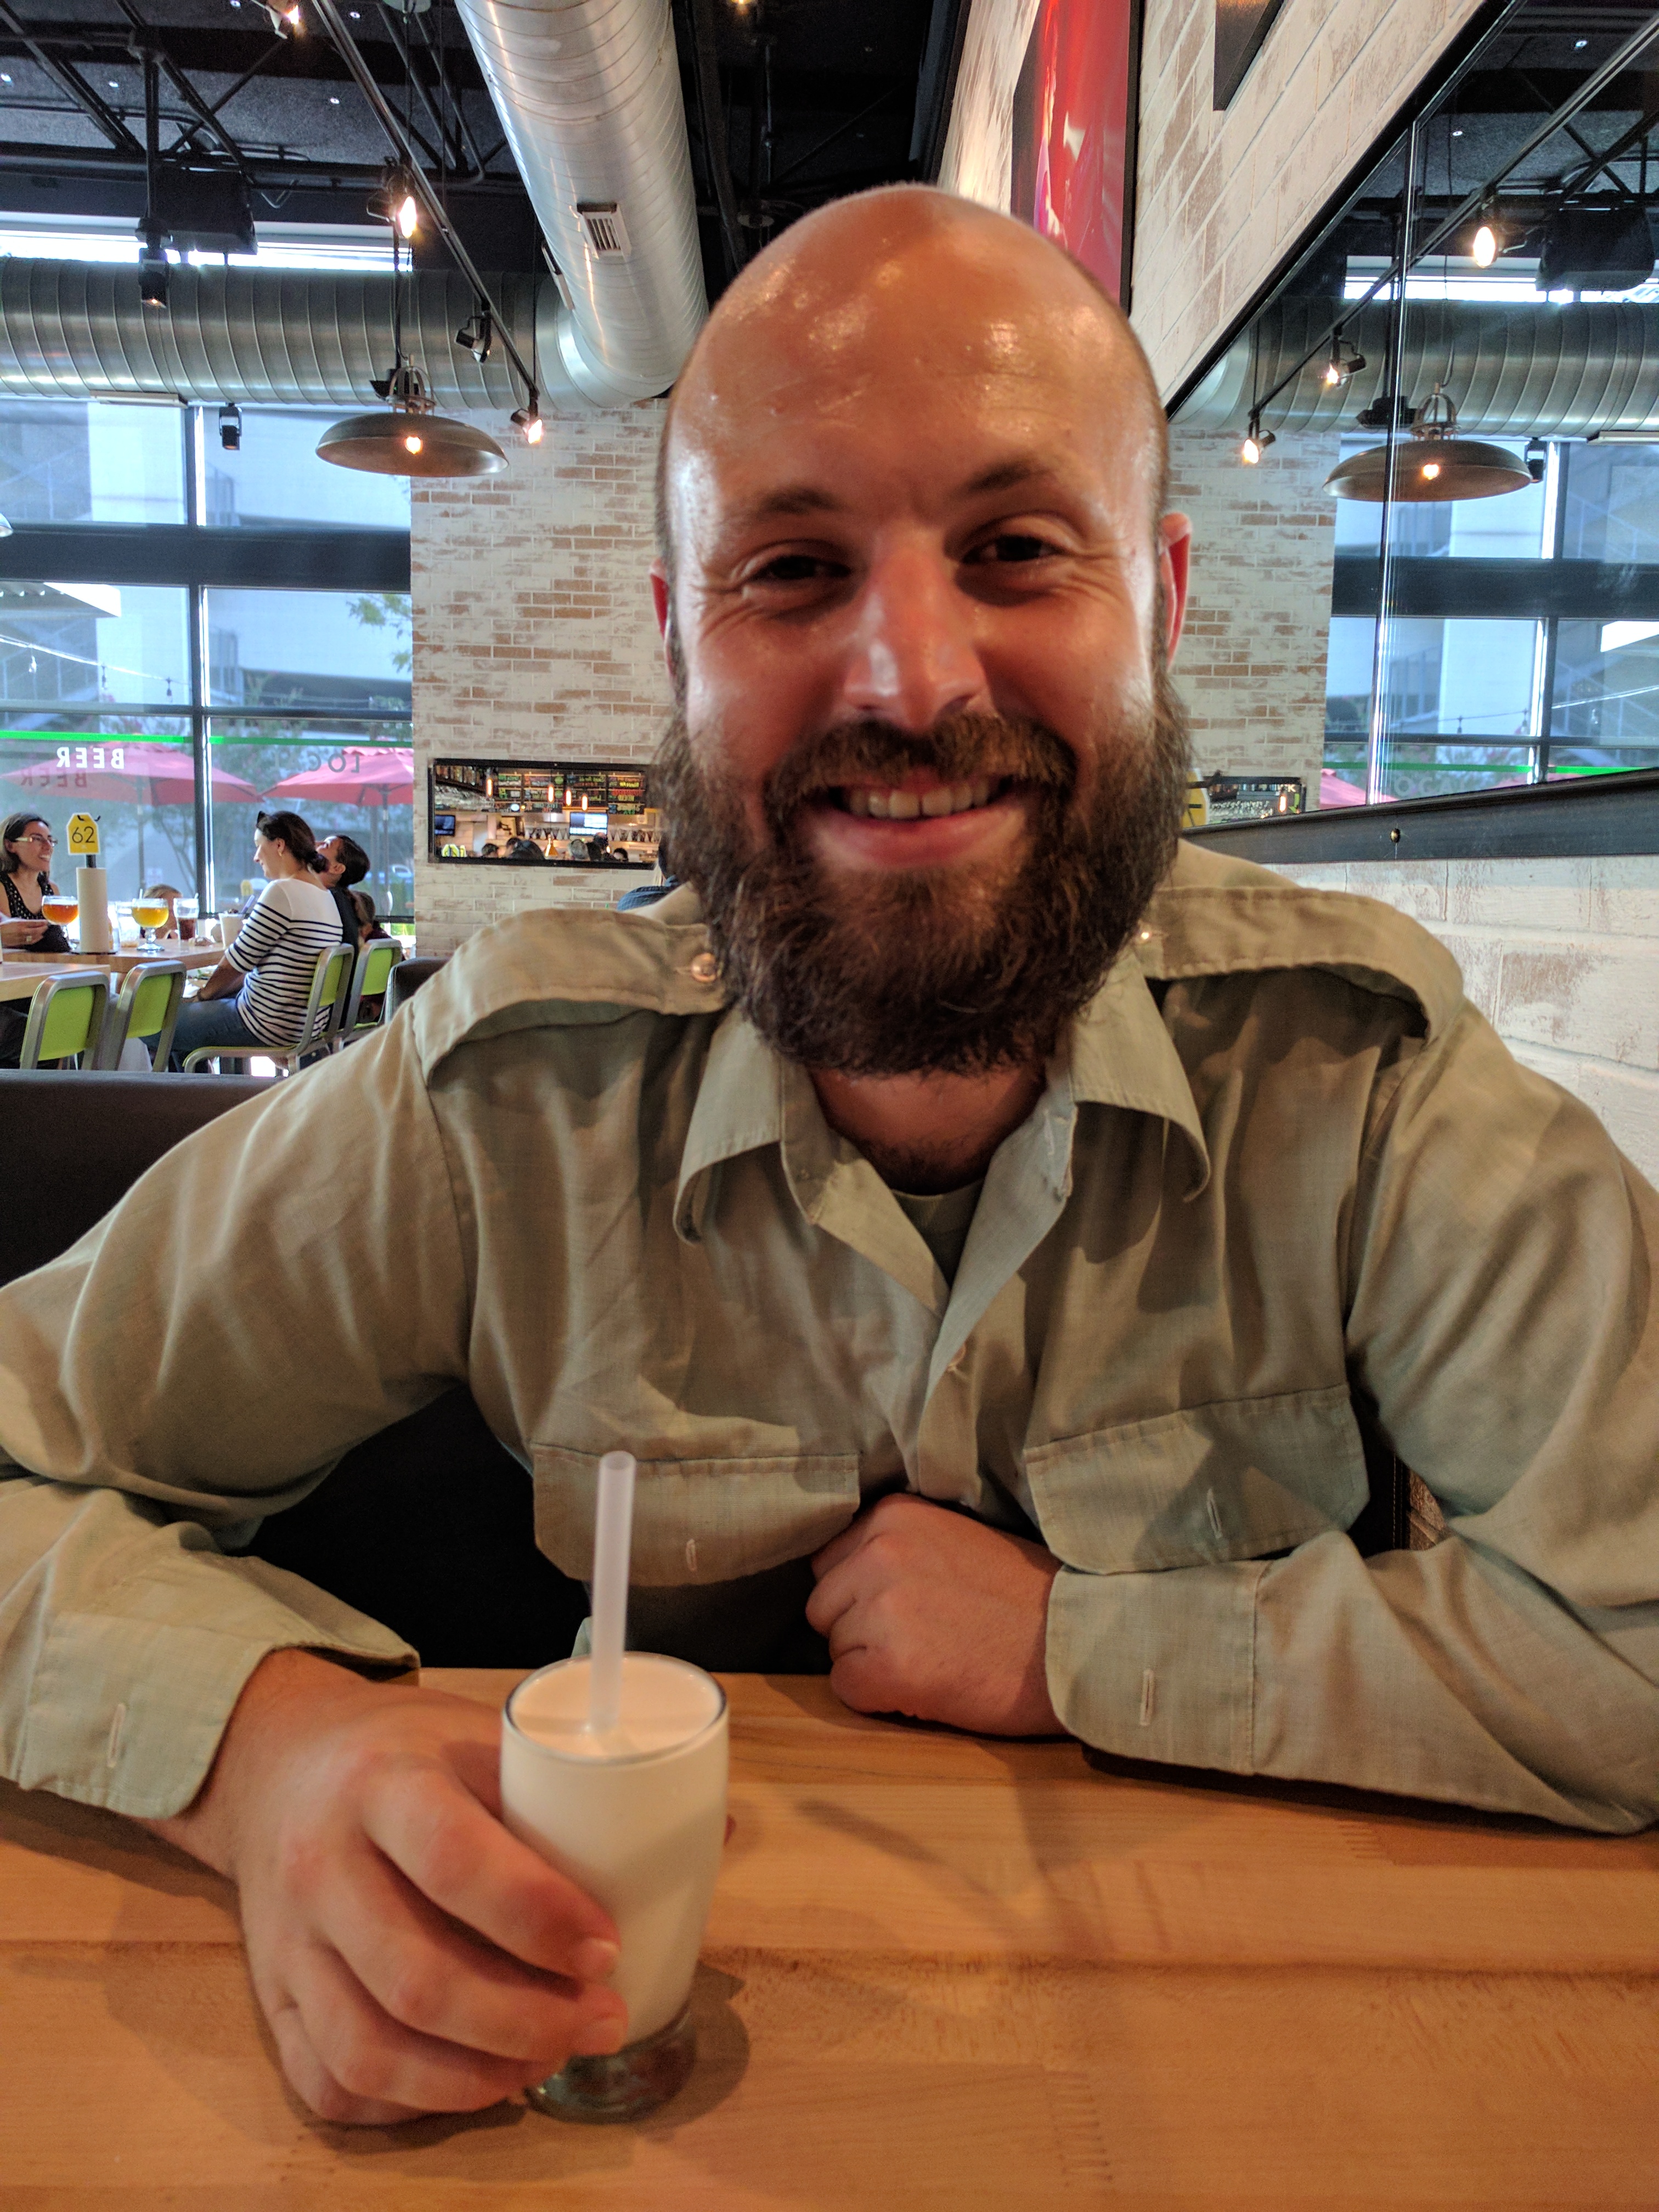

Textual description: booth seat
[0,1069,585,1667]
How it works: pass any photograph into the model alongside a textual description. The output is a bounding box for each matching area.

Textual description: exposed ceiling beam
[0,0,144,155]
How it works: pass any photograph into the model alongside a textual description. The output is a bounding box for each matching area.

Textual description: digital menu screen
[430,758,656,865]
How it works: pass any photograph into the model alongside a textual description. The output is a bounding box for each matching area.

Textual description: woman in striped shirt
[170,812,343,1070]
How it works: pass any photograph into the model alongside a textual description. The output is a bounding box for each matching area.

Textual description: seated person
[0,192,1655,2129]
[1,813,67,1065]
[478,840,500,859]
[504,836,550,863]
[168,810,342,1068]
[313,834,371,948]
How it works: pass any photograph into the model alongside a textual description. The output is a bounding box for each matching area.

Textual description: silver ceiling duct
[1179,301,1659,438]
[450,0,707,405]
[0,261,566,409]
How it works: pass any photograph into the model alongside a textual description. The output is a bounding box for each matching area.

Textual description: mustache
[761,713,1076,841]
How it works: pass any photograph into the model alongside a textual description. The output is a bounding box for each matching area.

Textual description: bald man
[2,189,1656,2123]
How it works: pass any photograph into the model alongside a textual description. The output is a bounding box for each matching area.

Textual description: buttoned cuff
[1045,1560,1265,1774]
[17,1555,416,1820]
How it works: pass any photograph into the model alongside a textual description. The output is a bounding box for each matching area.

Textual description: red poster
[1009,0,1141,306]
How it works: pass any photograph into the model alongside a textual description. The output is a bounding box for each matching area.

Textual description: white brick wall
[1267,856,1659,1185]
[1134,0,1488,399]
[1170,423,1338,792]
[410,403,672,958]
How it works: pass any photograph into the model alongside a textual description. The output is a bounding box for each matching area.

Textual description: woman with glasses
[1,815,66,954]
[1,813,69,1069]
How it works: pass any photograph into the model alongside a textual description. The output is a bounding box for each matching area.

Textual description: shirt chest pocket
[529,1443,862,1587]
[1022,1384,1369,1573]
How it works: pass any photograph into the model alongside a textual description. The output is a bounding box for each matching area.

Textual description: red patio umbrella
[1319,768,1378,809]
[4,739,261,805]
[262,748,415,809]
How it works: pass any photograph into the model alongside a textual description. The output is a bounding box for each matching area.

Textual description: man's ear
[650,564,679,687]
[1159,513,1192,663]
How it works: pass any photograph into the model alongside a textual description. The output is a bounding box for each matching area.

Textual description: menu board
[432,759,650,819]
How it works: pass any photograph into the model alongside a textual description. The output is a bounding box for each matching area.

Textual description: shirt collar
[1070,935,1212,1195]
[675,940,1211,1245]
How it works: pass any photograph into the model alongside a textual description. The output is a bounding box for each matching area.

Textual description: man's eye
[751,553,839,584]
[967,534,1054,566]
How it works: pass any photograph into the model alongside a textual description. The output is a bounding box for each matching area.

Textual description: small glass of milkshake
[500,1651,729,2122]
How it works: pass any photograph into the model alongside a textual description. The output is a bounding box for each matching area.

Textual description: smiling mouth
[830,777,1007,821]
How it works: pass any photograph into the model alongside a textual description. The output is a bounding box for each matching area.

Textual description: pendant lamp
[317,362,506,479]
[1324,386,1531,504]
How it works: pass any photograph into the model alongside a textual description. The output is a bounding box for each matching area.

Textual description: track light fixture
[511,403,545,447]
[455,308,493,364]
[219,403,242,452]
[1525,436,1547,483]
[1241,410,1274,465]
[367,159,422,239]
[1322,331,1367,390]
[137,242,169,310]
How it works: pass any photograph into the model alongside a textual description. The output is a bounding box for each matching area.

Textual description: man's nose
[838,544,989,732]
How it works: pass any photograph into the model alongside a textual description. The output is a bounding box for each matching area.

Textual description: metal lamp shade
[316,410,508,478]
[1325,437,1532,503]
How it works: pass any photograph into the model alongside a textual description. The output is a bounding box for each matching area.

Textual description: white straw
[587,1450,636,1736]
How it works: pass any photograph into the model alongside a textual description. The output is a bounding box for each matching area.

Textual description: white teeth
[843,779,1001,820]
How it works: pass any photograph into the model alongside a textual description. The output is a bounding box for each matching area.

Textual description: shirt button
[689,951,718,984]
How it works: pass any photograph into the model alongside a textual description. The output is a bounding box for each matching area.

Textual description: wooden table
[0,964,111,1003]
[3,1672,1656,2208]
[1,941,224,979]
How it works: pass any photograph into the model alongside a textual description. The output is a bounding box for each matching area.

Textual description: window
[0,406,412,913]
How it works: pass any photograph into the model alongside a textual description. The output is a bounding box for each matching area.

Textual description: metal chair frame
[95,961,187,1071]
[181,940,356,1077]
[19,972,109,1069]
[335,937,405,1049]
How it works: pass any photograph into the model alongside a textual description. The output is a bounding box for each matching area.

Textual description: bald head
[656,186,1167,586]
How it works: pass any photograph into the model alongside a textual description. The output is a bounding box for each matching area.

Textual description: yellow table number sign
[66,812,100,860]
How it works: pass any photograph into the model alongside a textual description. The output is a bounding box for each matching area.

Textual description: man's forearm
[1048,1534,1659,1831]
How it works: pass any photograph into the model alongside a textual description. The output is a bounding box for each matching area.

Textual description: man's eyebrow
[731,484,849,526]
[958,456,1064,499]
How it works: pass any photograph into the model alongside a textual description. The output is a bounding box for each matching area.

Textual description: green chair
[19,973,109,1070]
[182,940,355,1077]
[335,937,405,1049]
[95,961,187,1071]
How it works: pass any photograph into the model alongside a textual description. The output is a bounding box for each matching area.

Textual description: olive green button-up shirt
[2,842,1656,1830]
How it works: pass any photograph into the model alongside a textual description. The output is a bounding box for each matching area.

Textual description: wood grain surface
[3,1669,1656,2208]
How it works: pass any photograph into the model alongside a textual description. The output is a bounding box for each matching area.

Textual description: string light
[397,193,419,240]
[403,433,423,454]
[1420,460,1442,480]
[1471,215,1499,268]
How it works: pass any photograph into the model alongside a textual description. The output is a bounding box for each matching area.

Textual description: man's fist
[145,1651,629,2124]
[807,1493,1063,1735]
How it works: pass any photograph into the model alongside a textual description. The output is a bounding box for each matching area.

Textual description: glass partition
[1169,1,1659,807]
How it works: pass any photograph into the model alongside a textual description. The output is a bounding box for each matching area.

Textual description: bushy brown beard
[653,676,1190,1077]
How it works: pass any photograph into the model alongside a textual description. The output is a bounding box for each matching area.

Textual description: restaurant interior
[0,0,1655,2196]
